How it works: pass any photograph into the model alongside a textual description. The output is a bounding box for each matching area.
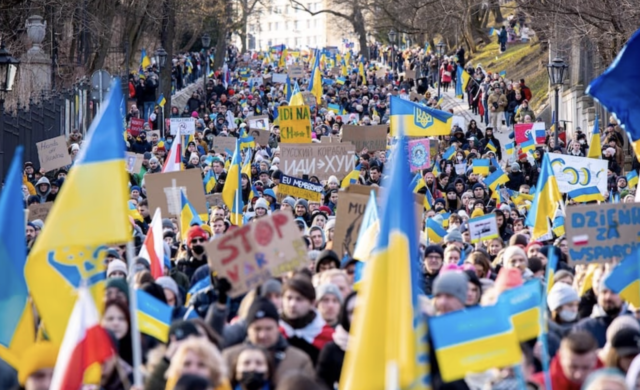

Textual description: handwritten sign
[278,105,312,143]
[170,118,195,136]
[280,142,356,181]
[247,115,269,131]
[36,136,72,172]
[333,185,424,258]
[547,153,608,196]
[301,91,317,107]
[279,174,324,202]
[212,136,238,153]
[287,65,304,79]
[205,211,308,297]
[407,139,431,171]
[205,193,224,209]
[28,202,53,222]
[145,170,207,217]
[468,214,499,244]
[565,203,640,264]
[271,73,287,83]
[341,125,388,152]
[129,118,145,136]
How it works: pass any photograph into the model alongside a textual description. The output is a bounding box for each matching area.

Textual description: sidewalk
[171,77,205,110]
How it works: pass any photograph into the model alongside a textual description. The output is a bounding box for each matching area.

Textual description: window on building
[285,5,290,13]
[314,19,318,28]
[307,20,311,28]
[249,24,255,32]
[295,38,301,47]
[268,22,272,31]
[275,21,279,30]
[295,20,300,30]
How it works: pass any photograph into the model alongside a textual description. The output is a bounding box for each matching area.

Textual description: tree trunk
[489,0,503,24]
[161,0,176,118]
[353,7,369,60]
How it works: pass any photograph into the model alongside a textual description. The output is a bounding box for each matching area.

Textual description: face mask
[240,371,266,390]
[558,309,577,322]
[191,245,205,255]
[457,156,463,161]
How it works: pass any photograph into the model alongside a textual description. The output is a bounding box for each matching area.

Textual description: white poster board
[170,118,196,136]
[547,153,609,195]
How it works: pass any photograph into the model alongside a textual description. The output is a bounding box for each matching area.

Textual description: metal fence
[0,79,94,181]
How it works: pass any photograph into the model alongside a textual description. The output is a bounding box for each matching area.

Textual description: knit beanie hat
[186,226,208,246]
[18,342,59,385]
[295,198,309,211]
[424,244,444,259]
[328,175,340,185]
[246,297,280,325]
[156,276,180,300]
[106,277,129,300]
[254,197,269,211]
[316,283,344,304]
[445,229,463,244]
[107,259,128,278]
[553,269,573,283]
[259,279,282,297]
[283,276,316,301]
[433,271,469,305]
[547,283,579,311]
[470,208,485,218]
[282,196,296,209]
[503,245,528,267]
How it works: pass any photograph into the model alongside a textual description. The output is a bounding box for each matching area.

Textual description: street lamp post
[201,33,211,108]
[0,42,20,108]
[546,57,568,148]
[388,29,397,72]
[154,46,168,138]
[436,42,445,98]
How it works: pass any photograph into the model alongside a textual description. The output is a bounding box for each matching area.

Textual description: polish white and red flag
[139,207,164,278]
[50,287,115,390]
[162,136,182,172]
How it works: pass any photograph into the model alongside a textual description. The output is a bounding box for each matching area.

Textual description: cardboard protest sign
[170,118,195,136]
[405,69,416,80]
[147,130,161,141]
[565,203,640,264]
[407,139,431,171]
[205,211,308,297]
[468,214,499,244]
[145,170,207,217]
[212,136,238,153]
[279,174,324,202]
[205,193,224,208]
[333,185,424,258]
[341,125,388,152]
[247,129,270,147]
[129,118,145,136]
[330,67,341,76]
[278,105,312,143]
[36,136,72,172]
[320,136,340,143]
[271,73,287,83]
[409,92,423,102]
[547,153,608,196]
[452,115,466,130]
[125,152,144,174]
[375,68,387,79]
[28,202,53,222]
[301,92,317,107]
[280,142,356,181]
[287,65,304,78]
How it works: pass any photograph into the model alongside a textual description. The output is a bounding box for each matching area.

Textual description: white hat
[255,197,269,211]
[107,260,128,278]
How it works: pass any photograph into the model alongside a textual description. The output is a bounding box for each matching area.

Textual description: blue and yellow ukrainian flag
[604,245,640,307]
[285,76,293,101]
[239,133,256,150]
[410,172,426,193]
[525,153,562,240]
[568,186,604,203]
[128,200,144,222]
[545,244,559,293]
[340,135,430,390]
[498,280,542,342]
[627,170,639,189]
[337,76,346,85]
[341,164,362,188]
[426,218,446,243]
[136,289,172,342]
[359,62,366,85]
[505,142,515,155]
[486,139,497,153]
[587,114,601,159]
[520,136,536,153]
[308,50,323,104]
[429,301,521,382]
[241,149,256,201]
[328,103,341,113]
[455,65,470,99]
[25,79,130,344]
[156,93,166,108]
[552,215,565,238]
[0,147,35,369]
[485,166,509,191]
[180,189,203,242]
[390,96,453,137]
[443,145,456,160]
[140,48,151,69]
[432,163,441,177]
[222,139,244,226]
[424,187,434,211]
[278,48,288,68]
[472,159,490,176]
[203,170,217,194]
[352,191,379,262]
[289,82,305,106]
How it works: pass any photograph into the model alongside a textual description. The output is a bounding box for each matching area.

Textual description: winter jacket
[531,354,603,390]
[316,326,349,389]
[572,309,636,348]
[279,312,334,365]
[222,336,314,385]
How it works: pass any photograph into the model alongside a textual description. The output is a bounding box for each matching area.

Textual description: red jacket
[531,355,603,390]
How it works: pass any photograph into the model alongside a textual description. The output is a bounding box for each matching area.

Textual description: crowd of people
[10,24,640,390]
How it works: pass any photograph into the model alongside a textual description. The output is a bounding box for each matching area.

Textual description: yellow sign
[278,105,312,143]
[278,184,323,202]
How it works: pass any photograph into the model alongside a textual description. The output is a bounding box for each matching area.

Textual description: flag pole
[126,240,144,386]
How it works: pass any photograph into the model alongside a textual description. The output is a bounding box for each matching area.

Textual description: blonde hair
[165,338,227,388]
[319,269,348,285]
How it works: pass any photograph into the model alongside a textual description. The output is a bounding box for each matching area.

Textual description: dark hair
[189,317,223,350]
[138,199,148,207]
[229,346,275,387]
[173,374,212,390]
[276,373,329,390]
[528,257,544,274]
[561,331,598,355]
[104,299,133,364]
[340,291,357,332]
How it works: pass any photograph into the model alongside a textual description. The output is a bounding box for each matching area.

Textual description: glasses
[426,255,442,261]
[191,238,206,244]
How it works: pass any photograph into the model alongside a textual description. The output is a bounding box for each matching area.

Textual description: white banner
[547,153,609,195]
[170,118,195,136]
